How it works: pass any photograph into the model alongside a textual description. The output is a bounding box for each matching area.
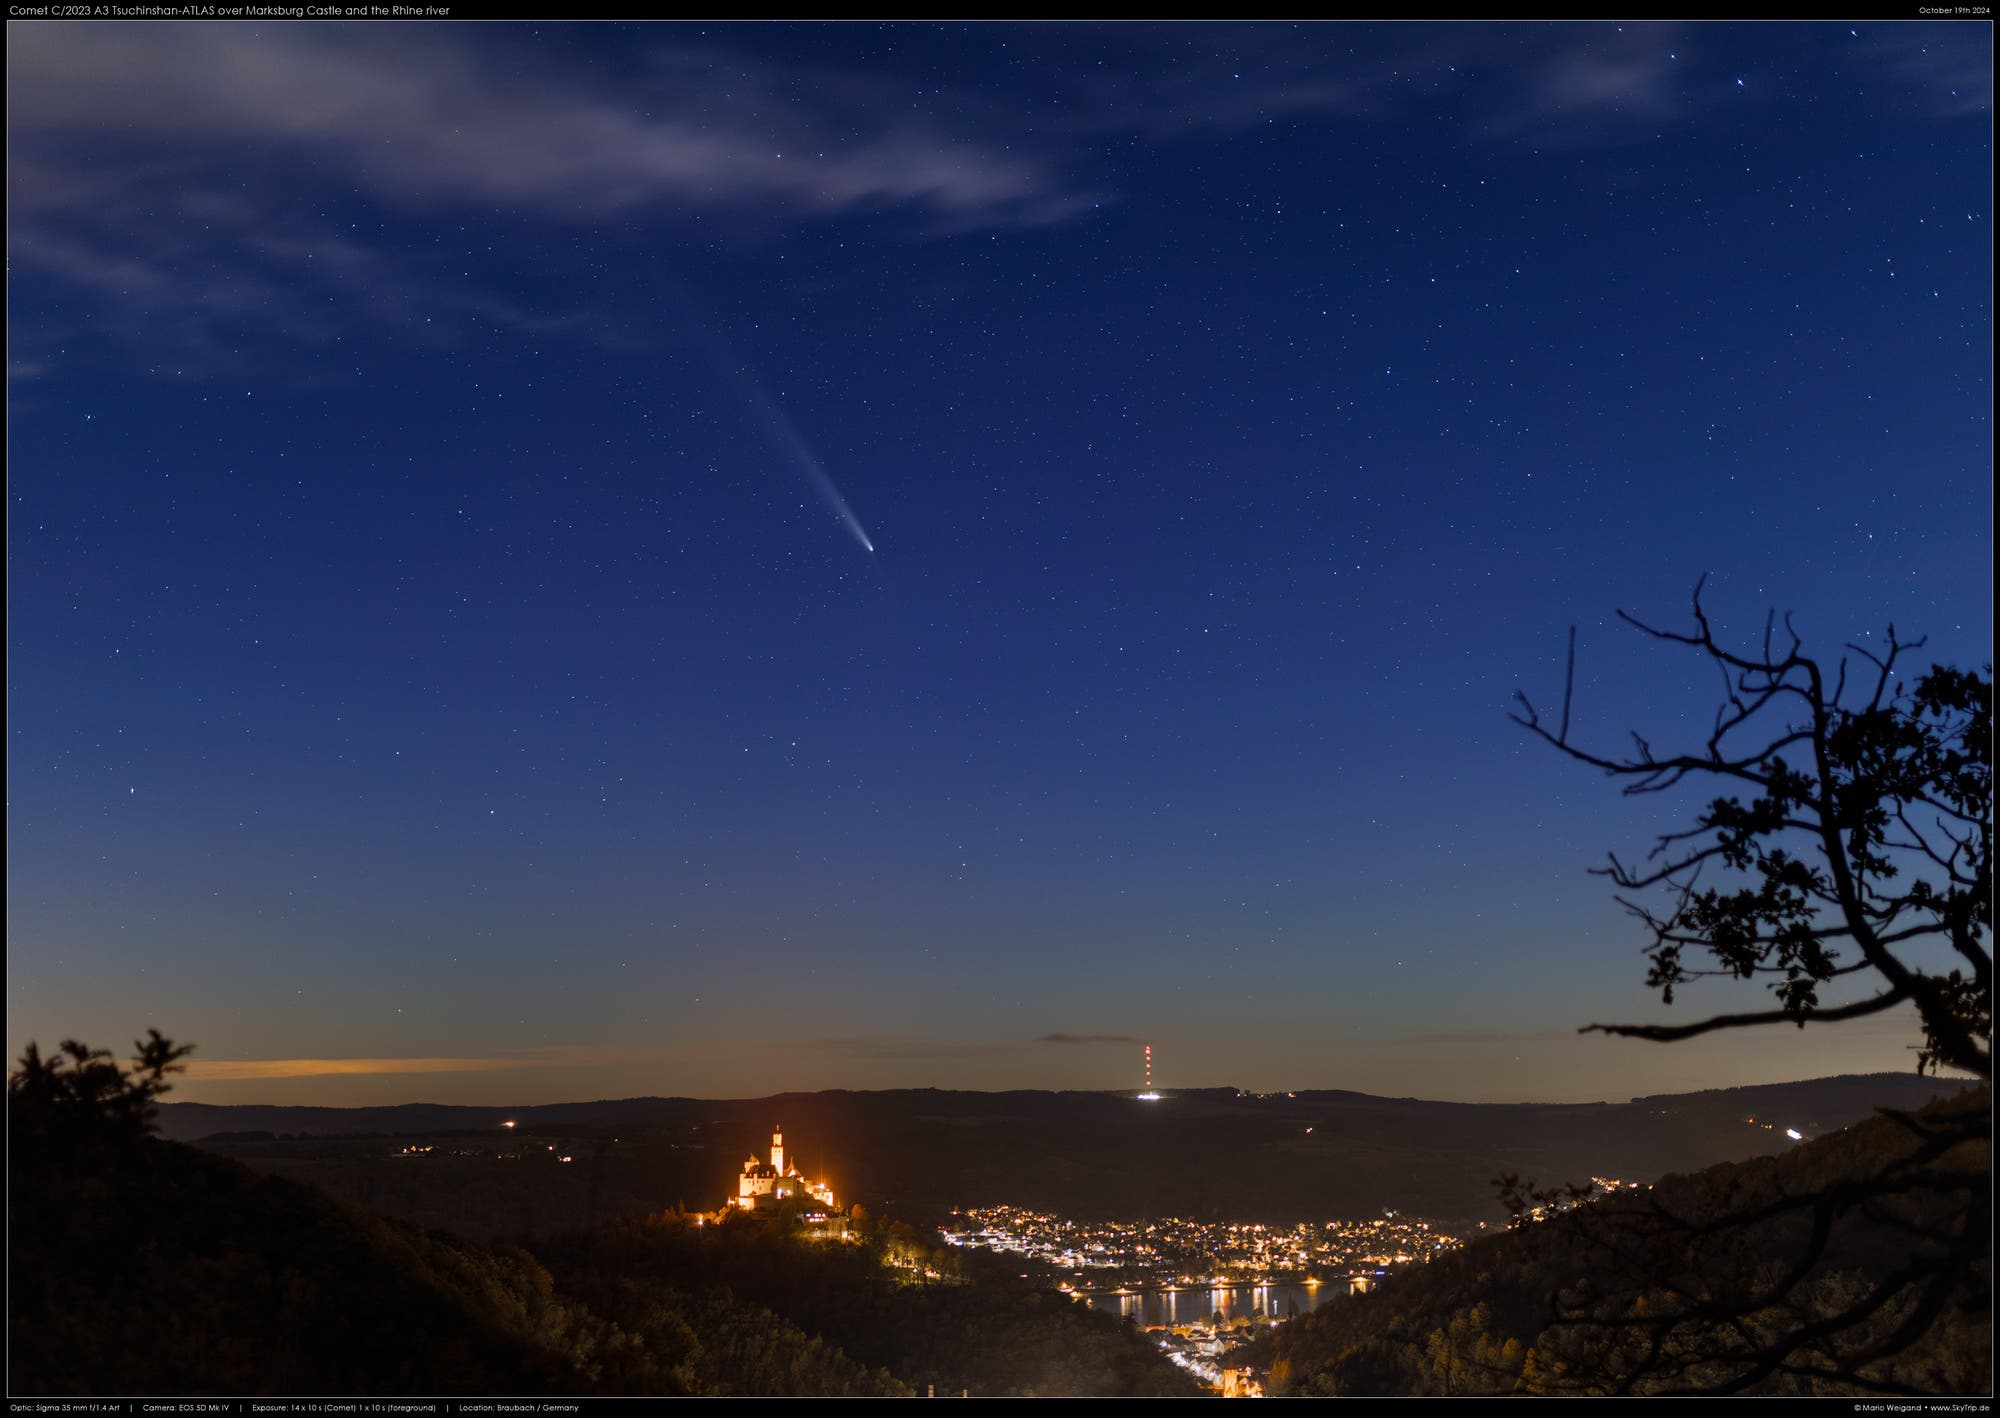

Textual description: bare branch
[1580,988,1911,1044]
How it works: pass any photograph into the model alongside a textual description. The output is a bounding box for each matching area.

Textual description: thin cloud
[183,1057,529,1082]
[178,1043,690,1081]
[772,1037,1019,1061]
[1475,24,1691,144]
[6,26,1072,227]
[1395,1029,1571,1047]
[13,24,1977,382]
[1038,1033,1147,1046]
[174,1038,1024,1081]
[1293,1029,1571,1049]
[7,188,639,380]
[1870,27,1991,118]
[5,26,1088,375]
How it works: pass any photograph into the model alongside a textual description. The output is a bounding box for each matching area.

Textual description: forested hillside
[8,1038,1193,1398]
[1233,1087,1989,1396]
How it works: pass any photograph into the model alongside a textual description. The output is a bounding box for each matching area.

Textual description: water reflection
[1082,1278,1371,1327]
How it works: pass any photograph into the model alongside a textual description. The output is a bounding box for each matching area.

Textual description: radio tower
[1138,1044,1160,1100]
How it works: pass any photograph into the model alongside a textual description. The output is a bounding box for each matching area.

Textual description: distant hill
[1232,1086,1991,1396]
[161,1073,1970,1226]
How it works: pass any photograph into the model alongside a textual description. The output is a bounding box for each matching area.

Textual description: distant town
[938,1182,1659,1392]
[942,1204,1462,1390]
[943,1204,1463,1290]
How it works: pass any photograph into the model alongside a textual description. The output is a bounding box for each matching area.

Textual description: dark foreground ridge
[1229,1086,1991,1396]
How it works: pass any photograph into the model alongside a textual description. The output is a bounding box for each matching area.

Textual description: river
[1080,1276,1375,1327]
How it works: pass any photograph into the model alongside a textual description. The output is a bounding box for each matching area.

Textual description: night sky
[7,21,1991,1106]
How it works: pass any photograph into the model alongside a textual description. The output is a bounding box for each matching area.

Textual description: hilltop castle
[733,1126,836,1213]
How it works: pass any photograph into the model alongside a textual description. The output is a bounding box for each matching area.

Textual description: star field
[5,21,1991,1104]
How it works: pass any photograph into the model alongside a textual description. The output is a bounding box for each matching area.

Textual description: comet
[673,296,875,556]
[756,396,876,556]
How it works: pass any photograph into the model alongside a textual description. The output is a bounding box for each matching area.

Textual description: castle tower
[771,1126,785,1176]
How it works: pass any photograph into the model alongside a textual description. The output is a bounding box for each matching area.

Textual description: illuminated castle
[734,1126,836,1212]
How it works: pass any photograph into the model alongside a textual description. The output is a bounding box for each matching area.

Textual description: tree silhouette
[1508,582,1990,1394]
[1513,577,1989,1079]
[9,1029,194,1141]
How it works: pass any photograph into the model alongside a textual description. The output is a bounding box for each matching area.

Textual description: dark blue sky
[7,21,1991,1104]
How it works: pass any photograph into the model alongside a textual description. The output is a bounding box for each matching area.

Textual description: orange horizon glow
[179,1056,530,1081]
